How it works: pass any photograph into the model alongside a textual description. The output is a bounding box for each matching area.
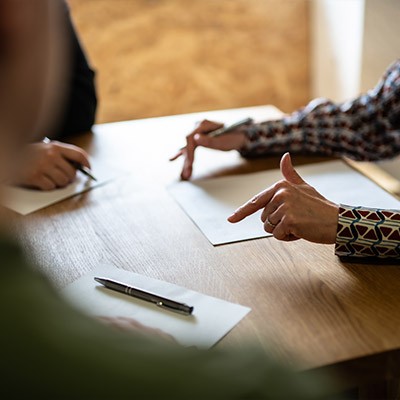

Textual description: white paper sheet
[168,160,400,245]
[2,159,119,215]
[62,264,251,349]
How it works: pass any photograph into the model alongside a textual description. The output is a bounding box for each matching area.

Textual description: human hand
[170,119,247,180]
[228,153,339,244]
[98,316,176,343]
[14,140,90,190]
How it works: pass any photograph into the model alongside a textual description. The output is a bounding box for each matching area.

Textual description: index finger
[228,185,276,223]
[181,133,196,180]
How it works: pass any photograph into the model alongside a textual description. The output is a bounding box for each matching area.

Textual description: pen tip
[94,277,104,284]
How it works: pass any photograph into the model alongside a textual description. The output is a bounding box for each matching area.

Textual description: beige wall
[311,0,365,102]
[311,0,400,100]
[361,0,400,92]
[69,0,311,123]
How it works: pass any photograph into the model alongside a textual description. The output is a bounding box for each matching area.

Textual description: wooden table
[15,106,400,395]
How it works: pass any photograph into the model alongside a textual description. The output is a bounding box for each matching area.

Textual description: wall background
[311,0,365,102]
[68,0,311,123]
[68,0,399,124]
[361,0,400,92]
[312,0,400,101]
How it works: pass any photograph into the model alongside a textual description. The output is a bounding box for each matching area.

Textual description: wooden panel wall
[69,0,310,123]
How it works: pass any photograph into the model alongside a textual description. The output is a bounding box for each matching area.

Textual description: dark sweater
[51,2,97,139]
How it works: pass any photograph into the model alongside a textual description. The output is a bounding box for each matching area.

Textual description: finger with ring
[266,217,277,229]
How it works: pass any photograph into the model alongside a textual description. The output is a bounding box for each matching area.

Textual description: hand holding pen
[169,118,253,180]
[13,138,95,191]
[43,137,97,181]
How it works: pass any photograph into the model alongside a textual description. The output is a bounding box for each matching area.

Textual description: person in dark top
[53,1,97,139]
[12,1,97,191]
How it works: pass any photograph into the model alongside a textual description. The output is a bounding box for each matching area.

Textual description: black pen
[94,277,194,316]
[70,161,97,181]
[42,136,97,181]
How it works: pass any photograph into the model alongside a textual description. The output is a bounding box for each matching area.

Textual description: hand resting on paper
[13,140,90,190]
[228,153,339,244]
[170,119,247,180]
[98,316,177,343]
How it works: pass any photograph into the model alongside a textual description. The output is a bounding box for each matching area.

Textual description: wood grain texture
[68,0,310,123]
[13,106,400,380]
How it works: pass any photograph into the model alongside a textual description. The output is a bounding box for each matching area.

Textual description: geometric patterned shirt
[239,60,400,259]
[335,205,400,258]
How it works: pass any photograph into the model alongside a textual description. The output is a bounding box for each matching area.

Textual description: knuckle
[274,231,285,240]
[274,180,288,190]
[249,195,260,205]
[274,189,287,202]
[264,223,273,233]
[45,147,58,159]
[279,203,289,213]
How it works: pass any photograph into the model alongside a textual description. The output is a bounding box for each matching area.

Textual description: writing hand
[14,140,90,190]
[170,119,247,180]
[228,153,339,244]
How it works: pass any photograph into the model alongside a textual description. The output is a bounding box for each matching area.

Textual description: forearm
[335,205,400,258]
[240,99,400,161]
[240,61,400,161]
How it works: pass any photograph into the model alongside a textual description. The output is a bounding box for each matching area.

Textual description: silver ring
[266,217,276,229]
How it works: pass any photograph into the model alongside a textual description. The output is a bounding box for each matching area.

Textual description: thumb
[280,152,305,184]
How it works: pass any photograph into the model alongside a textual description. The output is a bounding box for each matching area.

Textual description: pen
[70,161,97,182]
[178,117,253,151]
[42,137,97,181]
[94,277,194,316]
[207,117,253,138]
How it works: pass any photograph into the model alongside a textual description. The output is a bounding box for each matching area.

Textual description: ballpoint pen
[42,136,97,181]
[69,161,97,181]
[178,117,253,151]
[94,277,194,316]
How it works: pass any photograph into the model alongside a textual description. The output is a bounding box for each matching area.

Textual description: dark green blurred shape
[0,236,340,400]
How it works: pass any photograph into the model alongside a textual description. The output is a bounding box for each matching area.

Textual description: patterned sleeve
[335,205,400,258]
[240,60,400,161]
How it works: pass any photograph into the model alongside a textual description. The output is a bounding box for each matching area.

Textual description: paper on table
[168,160,400,245]
[62,264,251,349]
[2,159,119,215]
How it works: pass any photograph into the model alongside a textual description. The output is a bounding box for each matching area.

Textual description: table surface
[14,105,400,379]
